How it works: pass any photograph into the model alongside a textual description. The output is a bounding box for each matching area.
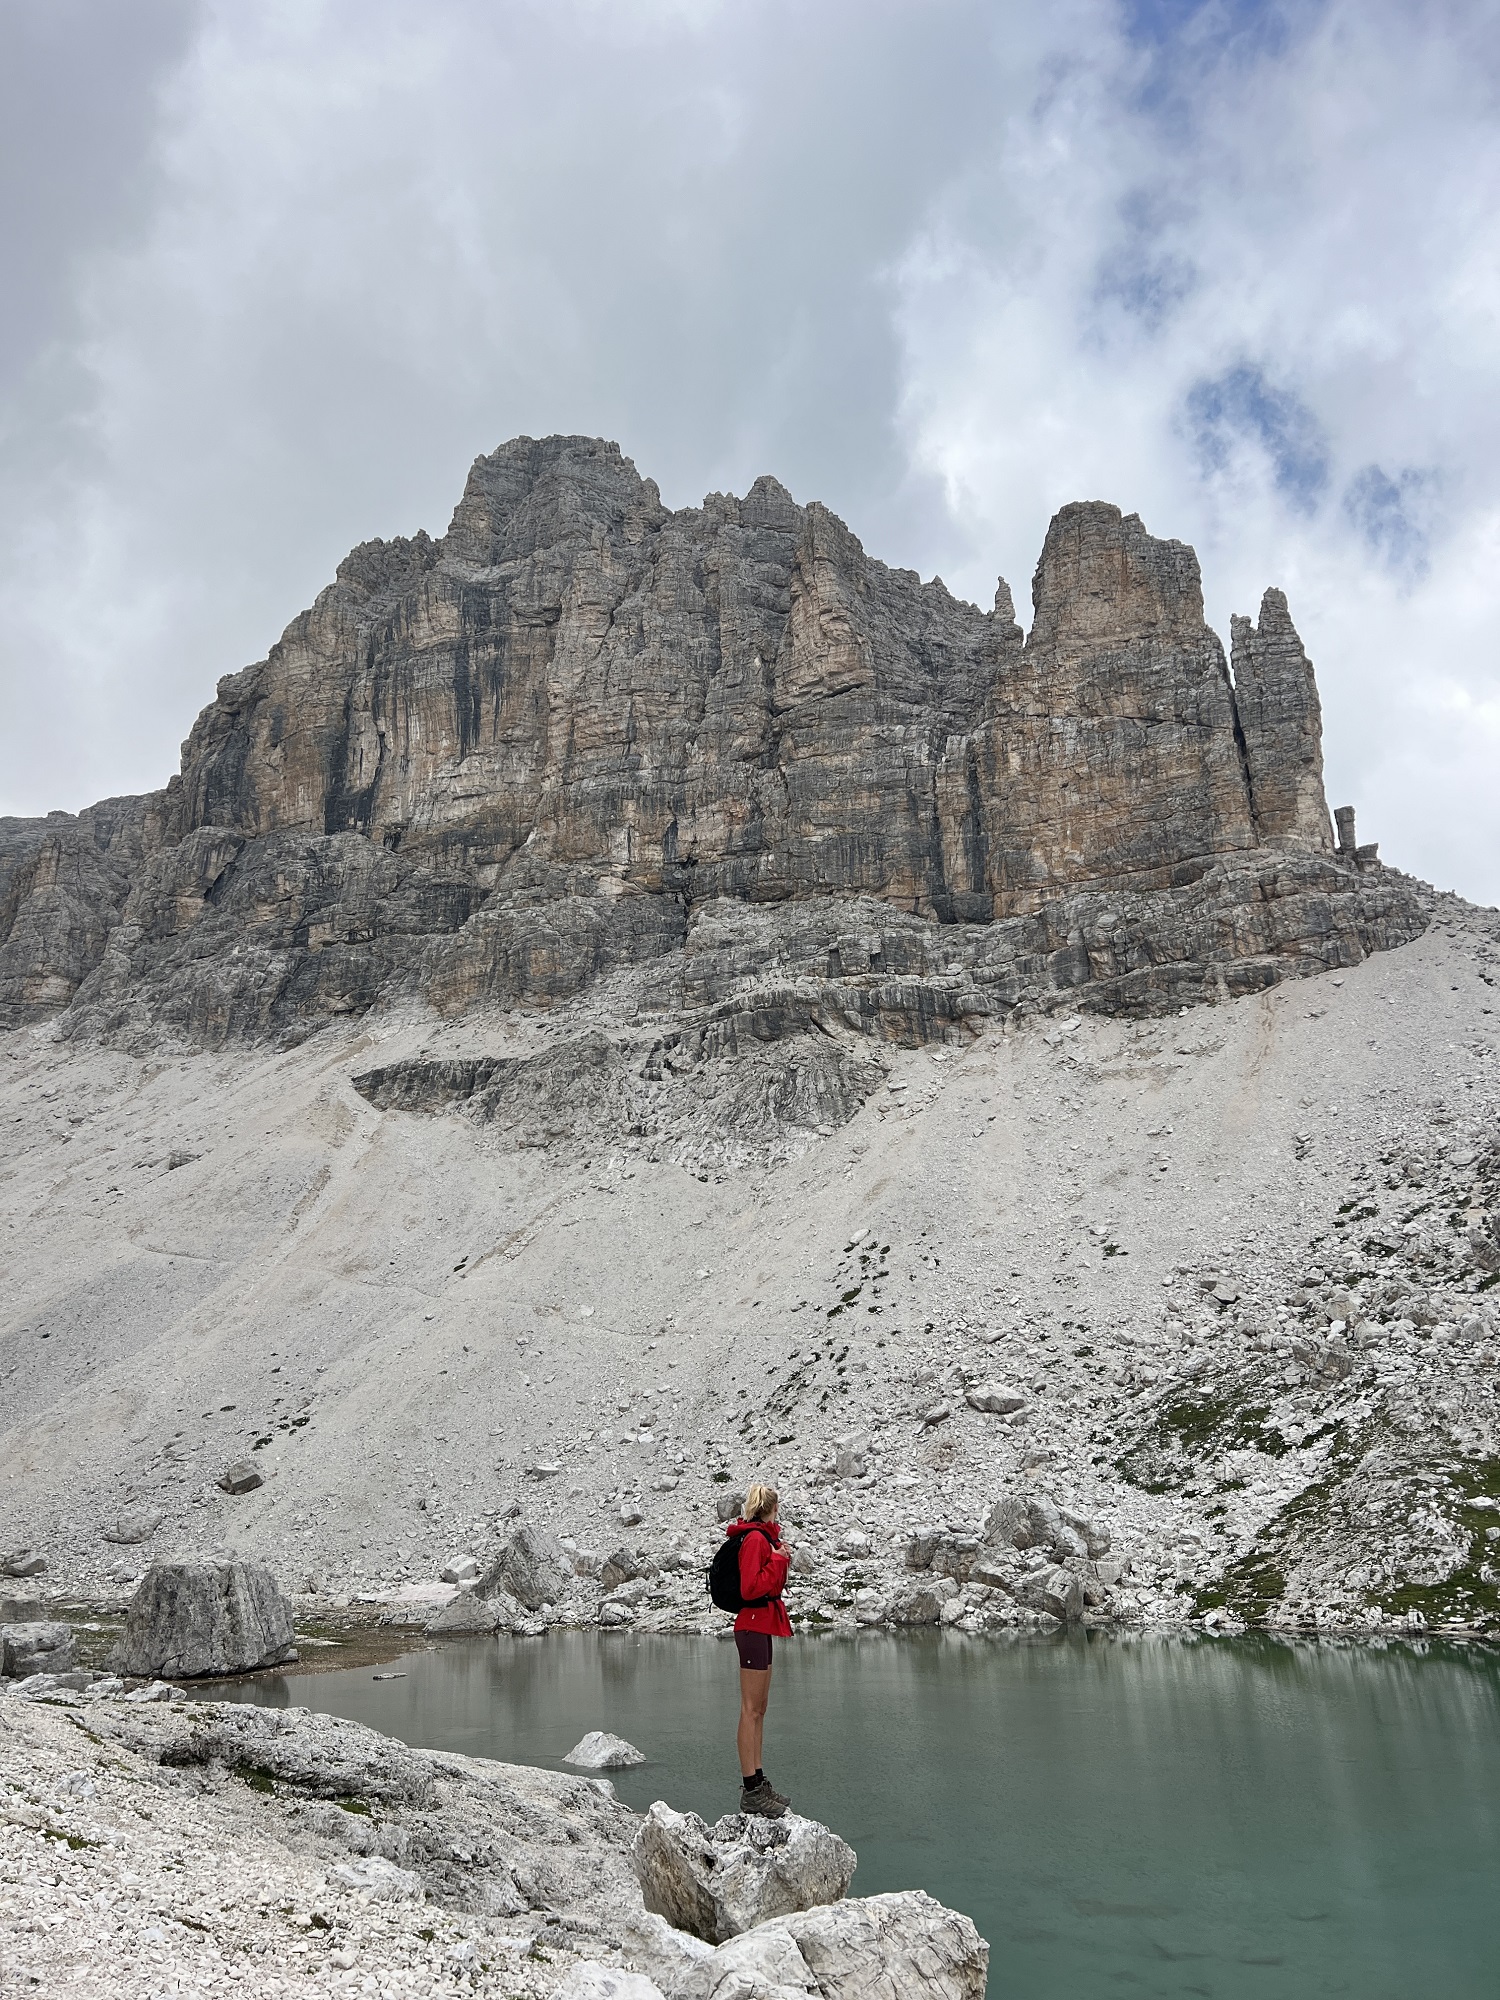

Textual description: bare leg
[737,1663,772,1779]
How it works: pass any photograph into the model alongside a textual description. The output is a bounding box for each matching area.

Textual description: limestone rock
[984,1492,1090,1560]
[768,1888,989,2000]
[564,1731,646,1770]
[1,1621,75,1678]
[475,1523,571,1612]
[1013,1565,1085,1623]
[0,438,1426,1054]
[217,1461,263,1496]
[964,1383,1027,1415]
[102,1507,165,1546]
[111,1560,297,1678]
[561,1969,667,2000]
[600,1547,651,1592]
[425,1590,523,1636]
[628,1889,987,2000]
[1,1551,47,1578]
[632,1801,856,1944]
[886,1578,959,1625]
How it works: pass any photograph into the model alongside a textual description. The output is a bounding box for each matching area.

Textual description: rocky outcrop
[111,1560,297,1678]
[633,1802,857,1945]
[474,1522,572,1611]
[628,1890,989,2000]
[0,436,1425,1048]
[0,1620,74,1678]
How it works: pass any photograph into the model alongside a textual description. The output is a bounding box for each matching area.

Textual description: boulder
[561,1968,668,2000]
[834,1439,867,1480]
[983,1492,1089,1560]
[111,1560,297,1678]
[904,1529,941,1571]
[1058,1505,1111,1558]
[964,1383,1027,1415]
[600,1547,649,1592]
[633,1802,856,1945]
[564,1731,646,1770]
[628,1889,987,2000]
[102,1507,165,1546]
[328,1856,424,1901]
[217,1461,263,1496]
[715,1490,746,1523]
[1013,1565,1084,1623]
[887,1578,958,1625]
[1,1550,47,1578]
[1,1621,75,1678]
[770,1888,988,1999]
[426,1590,523,1635]
[476,1524,572,1611]
[439,1555,480,1585]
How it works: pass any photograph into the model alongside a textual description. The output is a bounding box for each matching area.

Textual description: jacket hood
[727,1518,781,1543]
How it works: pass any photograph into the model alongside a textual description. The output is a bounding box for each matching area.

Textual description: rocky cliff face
[0,436,1424,1045]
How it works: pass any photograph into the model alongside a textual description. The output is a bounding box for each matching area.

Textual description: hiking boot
[739,1775,788,1819]
[761,1775,793,1810]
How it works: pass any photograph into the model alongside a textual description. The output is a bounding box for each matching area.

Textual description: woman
[724,1482,794,1817]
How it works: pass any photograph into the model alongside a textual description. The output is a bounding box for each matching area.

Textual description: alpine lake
[200,1627,1500,1998]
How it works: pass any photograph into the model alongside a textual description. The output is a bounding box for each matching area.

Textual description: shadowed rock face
[0,437,1422,1044]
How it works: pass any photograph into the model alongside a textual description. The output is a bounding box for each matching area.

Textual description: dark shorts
[735,1631,773,1671]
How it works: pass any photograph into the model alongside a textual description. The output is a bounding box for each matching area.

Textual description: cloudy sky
[3,0,1498,901]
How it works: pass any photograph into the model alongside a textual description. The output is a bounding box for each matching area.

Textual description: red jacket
[728,1520,792,1636]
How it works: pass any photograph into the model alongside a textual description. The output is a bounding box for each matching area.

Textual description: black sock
[744,1769,764,1787]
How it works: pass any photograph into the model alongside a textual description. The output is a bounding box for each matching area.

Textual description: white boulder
[964,1383,1027,1415]
[560,1967,668,2000]
[626,1889,987,2000]
[565,1731,647,1770]
[633,1802,856,1945]
[0,1621,74,1678]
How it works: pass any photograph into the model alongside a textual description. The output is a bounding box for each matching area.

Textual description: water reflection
[202,1629,1500,1998]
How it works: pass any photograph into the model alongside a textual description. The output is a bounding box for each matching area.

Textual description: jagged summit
[0,436,1424,1043]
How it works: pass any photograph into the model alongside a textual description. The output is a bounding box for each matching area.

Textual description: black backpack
[707,1530,772,1614]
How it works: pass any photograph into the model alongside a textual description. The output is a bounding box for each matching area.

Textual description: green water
[210,1630,1500,1997]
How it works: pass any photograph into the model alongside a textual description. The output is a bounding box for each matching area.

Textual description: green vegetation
[1117,1379,1302,1493]
[1377,1454,1500,1630]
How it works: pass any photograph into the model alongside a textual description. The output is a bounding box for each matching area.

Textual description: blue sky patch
[1344,464,1439,578]
[1183,363,1329,511]
[1122,0,1292,56]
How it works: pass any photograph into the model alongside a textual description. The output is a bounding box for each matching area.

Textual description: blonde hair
[744,1483,779,1522]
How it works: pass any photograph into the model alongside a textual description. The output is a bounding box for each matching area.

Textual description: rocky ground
[0,1680,635,1998]
[0,1682,985,2000]
[3,885,1499,1644]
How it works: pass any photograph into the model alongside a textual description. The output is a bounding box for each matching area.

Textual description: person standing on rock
[723,1482,793,1817]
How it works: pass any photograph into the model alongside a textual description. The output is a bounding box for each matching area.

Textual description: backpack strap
[739,1526,775,1607]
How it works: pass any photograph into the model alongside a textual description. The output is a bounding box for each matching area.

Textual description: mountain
[3,438,1496,1650]
[0,434,1422,1055]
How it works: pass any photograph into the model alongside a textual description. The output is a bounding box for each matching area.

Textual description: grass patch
[1117,1380,1298,1493]
[335,1796,371,1817]
[1376,1454,1500,1629]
